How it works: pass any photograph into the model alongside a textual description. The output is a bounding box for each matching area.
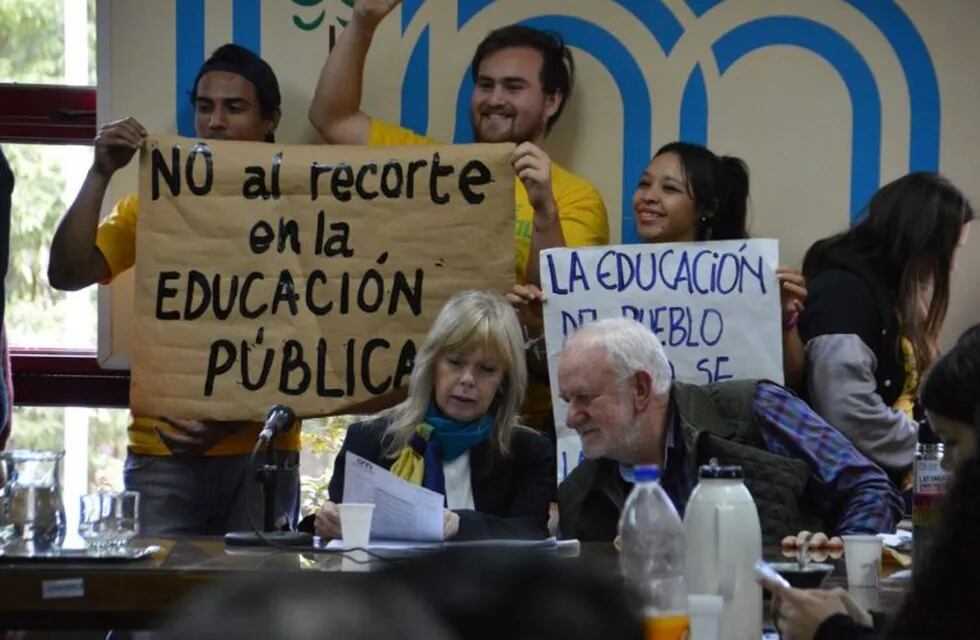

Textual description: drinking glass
[1,450,66,553]
[79,492,113,556]
[79,491,140,555]
[109,491,140,551]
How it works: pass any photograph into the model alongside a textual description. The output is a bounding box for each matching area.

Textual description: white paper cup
[687,594,723,640]
[842,534,882,587]
[339,503,374,550]
[846,585,879,613]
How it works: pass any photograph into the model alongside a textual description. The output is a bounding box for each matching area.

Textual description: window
[2,1,350,518]
[1,1,129,514]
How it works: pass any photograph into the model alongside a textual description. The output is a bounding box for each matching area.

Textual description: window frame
[0,84,96,144]
[1,82,128,408]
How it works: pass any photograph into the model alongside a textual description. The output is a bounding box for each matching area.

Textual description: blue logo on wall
[176,0,939,238]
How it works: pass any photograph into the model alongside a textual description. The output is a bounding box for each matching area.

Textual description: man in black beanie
[46,45,298,537]
[190,43,282,143]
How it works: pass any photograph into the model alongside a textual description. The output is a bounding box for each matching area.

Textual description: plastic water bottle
[618,465,690,640]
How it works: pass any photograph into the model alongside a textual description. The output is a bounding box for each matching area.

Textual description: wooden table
[0,538,316,630]
[0,540,906,631]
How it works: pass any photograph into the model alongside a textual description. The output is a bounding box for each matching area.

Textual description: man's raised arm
[308,0,402,144]
[48,117,145,290]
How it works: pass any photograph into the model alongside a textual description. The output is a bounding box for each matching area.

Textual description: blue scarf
[425,403,494,461]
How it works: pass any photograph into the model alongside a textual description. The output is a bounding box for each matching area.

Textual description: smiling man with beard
[310,0,610,285]
[310,0,609,432]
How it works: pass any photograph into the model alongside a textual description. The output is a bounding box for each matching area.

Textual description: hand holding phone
[754,559,790,590]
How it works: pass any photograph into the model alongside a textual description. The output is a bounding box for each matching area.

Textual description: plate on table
[0,544,161,563]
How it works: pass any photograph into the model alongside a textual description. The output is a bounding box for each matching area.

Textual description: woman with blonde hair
[313,290,554,541]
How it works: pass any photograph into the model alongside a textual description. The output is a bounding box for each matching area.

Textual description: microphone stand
[224,425,312,548]
[259,432,280,532]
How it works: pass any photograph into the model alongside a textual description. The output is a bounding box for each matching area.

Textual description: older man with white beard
[556,318,903,545]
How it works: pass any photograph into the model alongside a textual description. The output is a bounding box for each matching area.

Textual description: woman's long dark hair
[886,325,980,638]
[653,142,750,241]
[884,456,980,640]
[802,172,973,378]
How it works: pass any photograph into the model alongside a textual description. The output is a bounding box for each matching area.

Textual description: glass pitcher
[0,450,67,553]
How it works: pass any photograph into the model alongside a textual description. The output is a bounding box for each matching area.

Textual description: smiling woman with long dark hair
[631,142,809,389]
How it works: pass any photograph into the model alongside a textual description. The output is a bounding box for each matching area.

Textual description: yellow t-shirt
[94,195,301,455]
[368,119,609,284]
[95,193,140,280]
[369,119,610,429]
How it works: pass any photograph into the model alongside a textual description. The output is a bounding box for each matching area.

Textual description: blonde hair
[381,290,527,459]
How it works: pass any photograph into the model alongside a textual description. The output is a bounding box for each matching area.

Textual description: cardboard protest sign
[131,135,514,420]
[540,240,783,481]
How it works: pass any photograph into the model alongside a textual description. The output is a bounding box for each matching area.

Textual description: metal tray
[0,544,161,563]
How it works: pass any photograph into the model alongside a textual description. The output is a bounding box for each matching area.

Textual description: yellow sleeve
[513,167,610,283]
[368,118,437,146]
[94,193,139,282]
[553,167,610,249]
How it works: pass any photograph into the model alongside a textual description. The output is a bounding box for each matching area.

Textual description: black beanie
[920,324,980,426]
[191,43,281,118]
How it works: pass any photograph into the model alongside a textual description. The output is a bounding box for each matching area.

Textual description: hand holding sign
[93,117,147,178]
[156,418,248,456]
[506,283,545,336]
[512,142,558,228]
[776,266,807,327]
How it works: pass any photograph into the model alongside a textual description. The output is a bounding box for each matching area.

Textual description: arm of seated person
[753,382,905,535]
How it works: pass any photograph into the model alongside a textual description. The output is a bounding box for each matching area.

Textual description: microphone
[224,402,312,548]
[258,404,296,444]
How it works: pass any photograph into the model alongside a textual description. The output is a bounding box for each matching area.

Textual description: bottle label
[914,459,949,494]
[644,614,690,640]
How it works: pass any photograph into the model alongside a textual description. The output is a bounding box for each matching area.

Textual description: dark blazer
[328,416,555,541]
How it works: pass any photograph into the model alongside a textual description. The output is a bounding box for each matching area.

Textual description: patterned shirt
[753,381,903,534]
[623,381,904,534]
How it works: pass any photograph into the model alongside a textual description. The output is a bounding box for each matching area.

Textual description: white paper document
[322,537,563,552]
[343,452,445,542]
